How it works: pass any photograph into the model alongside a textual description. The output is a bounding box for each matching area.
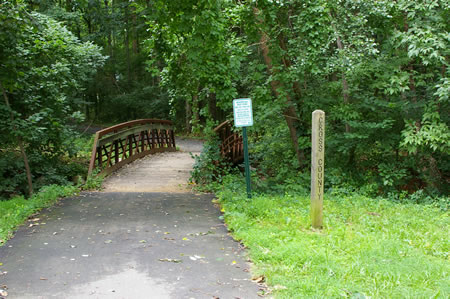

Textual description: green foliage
[216,182,450,298]
[2,0,449,198]
[0,2,106,197]
[190,136,234,191]
[82,169,104,191]
[0,184,78,245]
[144,0,246,131]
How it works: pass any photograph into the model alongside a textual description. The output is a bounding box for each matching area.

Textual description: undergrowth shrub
[190,136,235,191]
[0,134,94,199]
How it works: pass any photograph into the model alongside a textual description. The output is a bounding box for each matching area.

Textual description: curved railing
[214,120,243,164]
[88,119,176,176]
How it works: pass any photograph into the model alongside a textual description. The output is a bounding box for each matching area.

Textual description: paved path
[0,138,261,298]
[102,138,203,193]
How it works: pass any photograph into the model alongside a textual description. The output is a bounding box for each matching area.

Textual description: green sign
[233,98,253,127]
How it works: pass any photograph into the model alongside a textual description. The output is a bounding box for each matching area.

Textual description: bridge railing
[88,119,176,176]
[214,120,244,164]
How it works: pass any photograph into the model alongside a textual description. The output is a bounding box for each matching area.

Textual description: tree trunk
[131,4,138,55]
[253,7,304,166]
[208,93,217,121]
[192,93,200,129]
[278,35,303,100]
[329,11,350,133]
[0,81,33,196]
[185,98,192,134]
[124,3,131,82]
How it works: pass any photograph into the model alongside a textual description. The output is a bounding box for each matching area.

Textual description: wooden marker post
[311,110,325,228]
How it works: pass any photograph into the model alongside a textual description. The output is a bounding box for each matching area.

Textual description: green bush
[190,136,235,191]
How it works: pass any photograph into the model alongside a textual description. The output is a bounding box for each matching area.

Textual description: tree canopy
[0,0,448,198]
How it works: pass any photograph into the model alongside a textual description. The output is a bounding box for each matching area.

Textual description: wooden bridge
[88,119,176,176]
[87,119,244,176]
[214,120,244,164]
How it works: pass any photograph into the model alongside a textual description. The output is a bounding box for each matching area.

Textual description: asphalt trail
[0,138,261,298]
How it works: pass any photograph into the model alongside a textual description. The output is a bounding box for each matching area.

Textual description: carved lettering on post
[311,110,325,228]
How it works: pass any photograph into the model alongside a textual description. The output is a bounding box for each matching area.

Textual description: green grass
[0,185,78,246]
[217,187,449,298]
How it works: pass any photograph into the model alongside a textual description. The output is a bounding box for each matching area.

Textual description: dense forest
[0,0,448,200]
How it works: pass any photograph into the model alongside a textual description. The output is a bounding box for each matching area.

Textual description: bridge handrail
[88,119,176,176]
[214,120,244,164]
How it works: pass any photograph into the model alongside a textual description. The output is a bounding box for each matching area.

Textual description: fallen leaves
[252,275,265,283]
[188,231,214,237]
[158,258,182,263]
[189,255,205,261]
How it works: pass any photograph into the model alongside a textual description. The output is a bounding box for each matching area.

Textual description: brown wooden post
[157,130,162,148]
[97,146,103,167]
[170,129,176,147]
[88,133,100,176]
[151,129,156,149]
[140,131,145,152]
[114,140,119,164]
[166,129,170,147]
[162,129,167,147]
[311,110,325,229]
[128,135,133,157]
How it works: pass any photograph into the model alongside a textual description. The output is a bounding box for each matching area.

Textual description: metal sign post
[233,98,253,199]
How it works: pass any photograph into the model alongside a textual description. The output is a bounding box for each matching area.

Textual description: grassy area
[216,183,449,298]
[0,185,78,246]
[0,171,104,246]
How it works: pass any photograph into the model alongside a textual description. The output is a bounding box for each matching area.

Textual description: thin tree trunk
[208,93,217,121]
[185,98,192,133]
[253,7,304,166]
[192,93,200,128]
[402,13,420,131]
[278,35,303,100]
[0,81,33,196]
[329,12,350,133]
[131,4,138,55]
[124,3,131,82]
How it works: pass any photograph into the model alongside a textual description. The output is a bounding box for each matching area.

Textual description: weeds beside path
[216,185,449,298]
[0,185,78,246]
